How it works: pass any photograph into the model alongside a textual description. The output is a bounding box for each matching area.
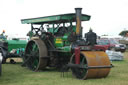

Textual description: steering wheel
[32,28,41,36]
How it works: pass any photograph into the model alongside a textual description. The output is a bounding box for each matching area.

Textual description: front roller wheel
[24,37,48,71]
[70,51,111,80]
[70,53,88,79]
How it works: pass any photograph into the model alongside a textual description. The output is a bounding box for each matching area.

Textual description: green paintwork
[62,34,68,40]
[21,13,91,24]
[72,26,76,32]
[47,28,58,33]
[7,39,27,52]
[47,28,54,33]
[54,38,64,47]
[54,34,71,52]
[0,33,27,52]
[33,59,39,69]
[27,31,34,38]
[59,46,71,52]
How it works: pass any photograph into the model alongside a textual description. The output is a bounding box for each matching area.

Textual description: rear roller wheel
[24,37,48,71]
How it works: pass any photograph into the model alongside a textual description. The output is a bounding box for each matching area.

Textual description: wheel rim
[24,38,48,71]
[25,41,39,70]
[70,53,88,79]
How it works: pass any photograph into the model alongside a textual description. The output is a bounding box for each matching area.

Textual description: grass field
[0,52,128,85]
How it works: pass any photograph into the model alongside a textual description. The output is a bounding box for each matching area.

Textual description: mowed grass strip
[0,52,128,85]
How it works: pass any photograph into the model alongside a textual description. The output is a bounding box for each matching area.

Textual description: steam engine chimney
[75,8,82,39]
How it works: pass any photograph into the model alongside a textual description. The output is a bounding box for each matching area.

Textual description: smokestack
[75,8,82,38]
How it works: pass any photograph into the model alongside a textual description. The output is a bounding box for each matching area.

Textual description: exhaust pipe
[75,8,82,39]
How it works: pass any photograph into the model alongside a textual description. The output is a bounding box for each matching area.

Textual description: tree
[119,30,128,37]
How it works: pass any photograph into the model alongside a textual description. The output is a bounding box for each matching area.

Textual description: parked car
[97,39,126,52]
[97,39,111,50]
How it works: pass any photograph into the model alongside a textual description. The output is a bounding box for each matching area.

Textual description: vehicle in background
[0,30,27,63]
[97,38,126,52]
[112,40,126,52]
[119,39,128,49]
[97,39,111,50]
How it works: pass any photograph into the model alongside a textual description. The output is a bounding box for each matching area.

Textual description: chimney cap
[75,8,82,10]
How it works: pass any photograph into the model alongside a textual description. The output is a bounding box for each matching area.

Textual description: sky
[0,0,128,38]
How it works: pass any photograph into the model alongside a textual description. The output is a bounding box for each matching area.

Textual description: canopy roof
[21,13,91,24]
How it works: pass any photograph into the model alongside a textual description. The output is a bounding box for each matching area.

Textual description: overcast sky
[0,0,128,37]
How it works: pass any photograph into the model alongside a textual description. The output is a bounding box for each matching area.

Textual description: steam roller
[21,8,112,79]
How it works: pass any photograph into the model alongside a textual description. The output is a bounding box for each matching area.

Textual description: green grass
[0,54,128,85]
